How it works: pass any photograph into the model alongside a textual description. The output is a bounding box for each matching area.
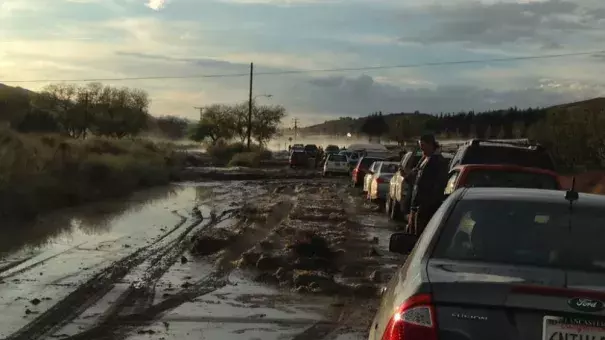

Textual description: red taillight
[376,177,385,184]
[381,294,437,340]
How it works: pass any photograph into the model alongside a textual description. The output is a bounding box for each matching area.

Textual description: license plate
[543,316,605,340]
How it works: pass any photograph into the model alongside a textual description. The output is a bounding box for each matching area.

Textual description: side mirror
[389,232,418,254]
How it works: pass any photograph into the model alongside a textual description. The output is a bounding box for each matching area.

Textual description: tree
[155,116,190,140]
[189,104,236,144]
[91,86,149,138]
[360,112,389,142]
[36,82,150,139]
[251,104,287,146]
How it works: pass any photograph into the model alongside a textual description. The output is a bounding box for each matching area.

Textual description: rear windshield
[464,169,560,190]
[462,146,555,170]
[433,200,605,272]
[380,163,399,173]
[291,152,306,159]
[328,154,347,162]
[360,157,382,168]
[326,145,340,152]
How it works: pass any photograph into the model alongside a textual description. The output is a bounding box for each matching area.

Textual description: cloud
[146,0,168,10]
[399,0,605,48]
[2,0,605,125]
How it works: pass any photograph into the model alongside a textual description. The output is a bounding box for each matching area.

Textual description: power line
[2,49,603,84]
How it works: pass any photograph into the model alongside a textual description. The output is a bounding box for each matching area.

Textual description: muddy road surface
[0,177,404,340]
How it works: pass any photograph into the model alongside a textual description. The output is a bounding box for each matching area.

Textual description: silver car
[368,161,399,202]
[370,187,605,340]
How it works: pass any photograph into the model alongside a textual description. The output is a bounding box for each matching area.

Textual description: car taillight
[376,177,385,184]
[381,294,437,340]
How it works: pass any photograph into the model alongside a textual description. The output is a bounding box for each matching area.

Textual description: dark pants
[408,204,440,236]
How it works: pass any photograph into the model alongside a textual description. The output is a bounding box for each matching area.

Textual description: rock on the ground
[292,270,337,293]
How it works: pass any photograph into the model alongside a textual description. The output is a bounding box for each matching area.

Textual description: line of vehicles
[337,139,605,340]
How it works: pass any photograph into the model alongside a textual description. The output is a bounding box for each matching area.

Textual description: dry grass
[0,128,185,220]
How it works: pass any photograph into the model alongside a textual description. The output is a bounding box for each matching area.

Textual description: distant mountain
[297,111,431,136]
[297,98,605,137]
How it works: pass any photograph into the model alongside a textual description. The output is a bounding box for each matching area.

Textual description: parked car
[363,161,381,193]
[448,139,556,172]
[370,187,605,340]
[325,144,340,154]
[291,143,304,151]
[386,150,423,220]
[322,153,349,176]
[386,152,453,221]
[443,164,563,198]
[368,161,399,202]
[289,150,308,168]
[351,156,384,188]
[304,144,319,156]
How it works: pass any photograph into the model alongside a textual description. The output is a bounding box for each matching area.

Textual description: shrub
[228,152,262,167]
[207,141,271,165]
[0,129,185,221]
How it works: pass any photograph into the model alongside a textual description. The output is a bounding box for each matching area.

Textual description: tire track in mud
[3,212,204,340]
[63,191,297,340]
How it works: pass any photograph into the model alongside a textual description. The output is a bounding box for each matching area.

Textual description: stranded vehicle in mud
[448,139,556,172]
[371,187,605,340]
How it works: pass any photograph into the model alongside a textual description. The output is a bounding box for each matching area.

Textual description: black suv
[448,139,556,172]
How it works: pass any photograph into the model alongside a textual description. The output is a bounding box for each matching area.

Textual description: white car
[363,161,380,193]
[368,161,399,202]
[323,154,349,176]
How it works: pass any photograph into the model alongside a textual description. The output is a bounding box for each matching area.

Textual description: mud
[0,176,402,340]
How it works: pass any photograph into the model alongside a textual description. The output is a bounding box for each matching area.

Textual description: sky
[1,0,605,126]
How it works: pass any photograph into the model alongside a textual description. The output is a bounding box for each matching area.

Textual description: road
[0,177,402,340]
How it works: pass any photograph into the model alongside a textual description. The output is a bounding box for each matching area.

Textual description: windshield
[464,169,560,190]
[328,154,347,162]
[433,200,605,272]
[463,146,555,171]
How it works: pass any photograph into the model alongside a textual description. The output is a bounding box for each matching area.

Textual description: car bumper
[370,184,390,200]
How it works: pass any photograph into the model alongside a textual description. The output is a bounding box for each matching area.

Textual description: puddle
[0,182,252,338]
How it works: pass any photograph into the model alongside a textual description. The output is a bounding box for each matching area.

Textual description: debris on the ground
[30,298,41,306]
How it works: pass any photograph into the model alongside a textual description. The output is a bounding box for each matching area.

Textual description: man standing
[406,134,447,235]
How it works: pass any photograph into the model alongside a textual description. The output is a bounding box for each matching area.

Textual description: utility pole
[194,107,203,120]
[293,118,299,142]
[246,62,254,150]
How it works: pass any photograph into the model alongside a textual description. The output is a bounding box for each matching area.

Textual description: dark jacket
[411,153,447,208]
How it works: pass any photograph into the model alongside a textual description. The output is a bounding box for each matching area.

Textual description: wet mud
[0,174,403,340]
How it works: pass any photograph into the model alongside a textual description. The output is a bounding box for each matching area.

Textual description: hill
[297,111,431,136]
[296,98,605,140]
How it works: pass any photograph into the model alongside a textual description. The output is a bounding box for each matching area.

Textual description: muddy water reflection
[0,184,214,260]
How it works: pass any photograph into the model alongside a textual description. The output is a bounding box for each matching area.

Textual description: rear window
[462,146,554,170]
[360,157,382,168]
[433,200,605,272]
[464,170,560,190]
[328,154,347,162]
[291,152,306,159]
[326,145,340,152]
[381,163,399,173]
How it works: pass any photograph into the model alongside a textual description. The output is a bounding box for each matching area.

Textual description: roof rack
[467,138,541,149]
